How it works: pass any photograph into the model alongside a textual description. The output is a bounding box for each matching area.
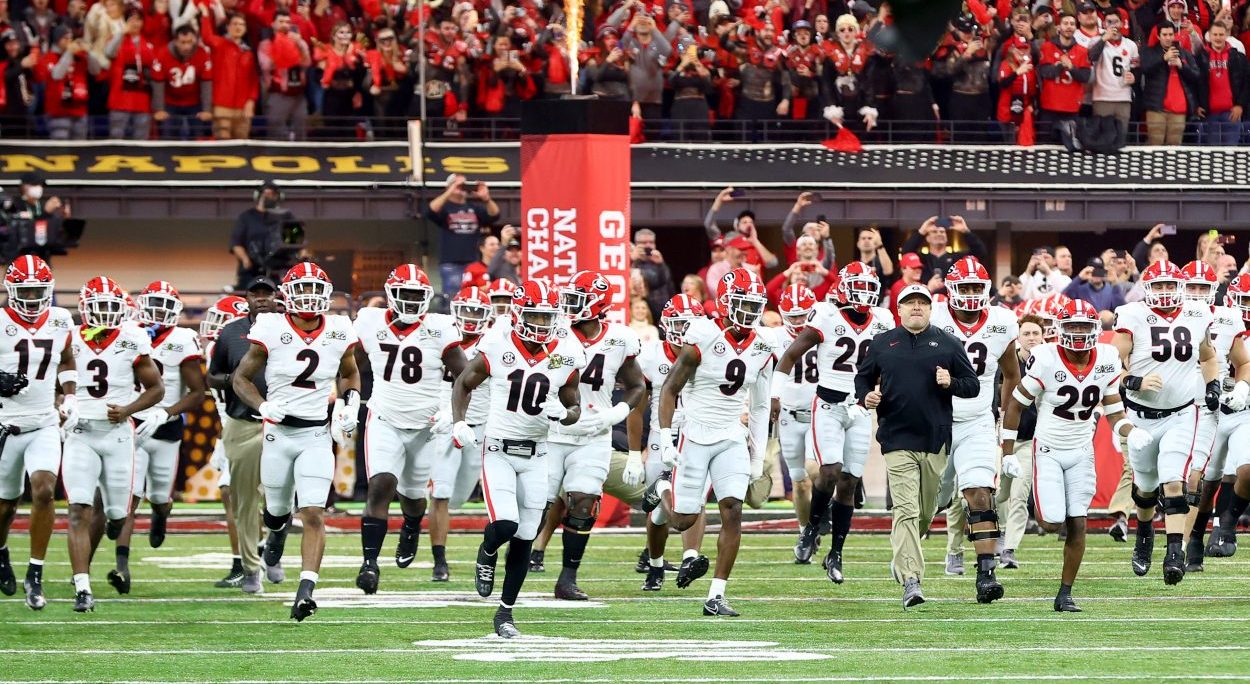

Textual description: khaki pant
[885,448,948,583]
[212,106,253,139]
[945,483,966,556]
[1106,434,1134,518]
[995,441,1034,551]
[222,416,263,573]
[1145,111,1186,145]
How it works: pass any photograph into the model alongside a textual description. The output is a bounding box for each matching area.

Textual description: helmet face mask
[451,300,491,334]
[281,276,332,317]
[387,284,431,323]
[1058,319,1097,352]
[81,293,127,329]
[515,308,558,343]
[6,282,53,319]
[949,280,989,312]
[660,294,704,346]
[661,316,693,345]
[1183,282,1215,305]
[491,297,512,317]
[138,292,183,327]
[782,309,813,335]
[725,292,765,328]
[1144,279,1181,309]
[558,288,590,320]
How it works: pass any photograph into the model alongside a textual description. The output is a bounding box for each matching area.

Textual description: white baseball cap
[897,284,933,304]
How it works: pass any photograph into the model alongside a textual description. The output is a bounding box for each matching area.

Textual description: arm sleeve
[781,211,799,246]
[820,239,835,270]
[704,206,721,241]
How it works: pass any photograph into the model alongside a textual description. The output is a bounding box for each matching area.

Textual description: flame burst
[566,0,582,95]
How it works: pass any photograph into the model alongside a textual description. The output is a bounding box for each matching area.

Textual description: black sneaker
[395,523,419,569]
[1185,537,1205,572]
[475,545,497,598]
[702,595,739,617]
[105,517,125,541]
[356,560,380,595]
[642,565,664,591]
[823,549,844,584]
[0,548,14,596]
[1108,517,1128,543]
[641,470,671,514]
[793,524,820,565]
[23,575,46,610]
[1132,526,1154,577]
[73,589,95,613]
[1163,542,1185,585]
[290,579,317,622]
[214,568,246,588]
[554,578,589,601]
[975,560,1004,604]
[528,549,545,573]
[149,509,168,548]
[106,568,131,595]
[675,555,709,589]
[431,559,450,582]
[494,607,519,638]
[1053,593,1082,613]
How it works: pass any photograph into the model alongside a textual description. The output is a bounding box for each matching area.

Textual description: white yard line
[4,594,1247,605]
[6,678,1250,684]
[3,645,1248,656]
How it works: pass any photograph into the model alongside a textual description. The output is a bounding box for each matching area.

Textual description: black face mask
[262,198,279,210]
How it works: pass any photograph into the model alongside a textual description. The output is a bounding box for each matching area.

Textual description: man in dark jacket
[1194,21,1248,146]
[854,284,980,609]
[1140,24,1199,145]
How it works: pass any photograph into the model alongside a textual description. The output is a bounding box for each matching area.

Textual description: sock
[432,545,447,564]
[115,545,130,572]
[683,548,698,561]
[1191,509,1212,538]
[1136,520,1153,538]
[707,577,727,599]
[977,552,996,573]
[1229,493,1250,523]
[27,558,43,581]
[808,487,833,530]
[73,572,91,593]
[561,528,591,572]
[299,570,319,584]
[498,600,514,611]
[829,501,855,553]
[649,555,665,569]
[1214,483,1234,521]
[360,516,387,563]
[1058,582,1072,596]
[402,512,425,535]
[263,509,290,533]
[482,522,513,555]
[230,556,243,573]
[500,537,533,607]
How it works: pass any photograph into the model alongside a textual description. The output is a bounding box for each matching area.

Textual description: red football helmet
[4,255,54,320]
[945,256,991,312]
[511,279,561,344]
[488,278,517,318]
[1181,260,1218,306]
[200,295,249,340]
[79,276,128,329]
[836,262,880,312]
[718,268,768,329]
[559,270,613,322]
[778,283,817,335]
[1055,299,1100,352]
[1141,260,1184,309]
[1017,299,1056,339]
[1226,274,1250,322]
[451,286,492,335]
[385,264,433,323]
[281,262,333,318]
[137,280,184,327]
[660,293,705,346]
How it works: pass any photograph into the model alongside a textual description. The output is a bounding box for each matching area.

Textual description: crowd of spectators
[2,0,1250,143]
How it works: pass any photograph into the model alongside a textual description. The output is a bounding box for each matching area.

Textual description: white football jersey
[0,306,74,430]
[1021,342,1123,450]
[72,323,154,421]
[808,305,894,394]
[680,318,775,445]
[762,325,820,409]
[550,321,641,443]
[147,326,202,411]
[442,333,490,425]
[638,339,686,433]
[477,329,586,441]
[248,313,359,422]
[1208,305,1245,386]
[1114,300,1213,410]
[931,303,1018,422]
[355,307,461,429]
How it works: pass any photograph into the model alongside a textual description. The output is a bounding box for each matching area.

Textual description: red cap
[900,252,923,269]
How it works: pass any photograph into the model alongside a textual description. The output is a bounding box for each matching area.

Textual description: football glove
[1000,453,1023,479]
[543,398,569,423]
[1126,426,1154,453]
[258,401,287,423]
[1224,381,1250,412]
[132,410,164,444]
[58,394,80,429]
[659,428,679,467]
[622,450,645,487]
[452,420,478,449]
[430,409,452,434]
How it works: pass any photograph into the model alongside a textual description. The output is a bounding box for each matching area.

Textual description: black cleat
[214,568,246,588]
[793,524,820,565]
[675,555,709,589]
[73,590,95,613]
[263,528,288,583]
[431,559,450,582]
[1206,528,1228,557]
[475,545,497,597]
[1132,526,1154,577]
[554,580,589,601]
[356,560,380,595]
[149,510,168,548]
[642,566,665,591]
[635,549,650,574]
[1108,517,1128,543]
[702,595,739,616]
[494,607,519,638]
[1212,526,1238,557]
[975,560,1004,604]
[23,576,47,610]
[528,549,545,573]
[641,470,671,514]
[290,580,317,621]
[0,548,14,596]
[1054,593,1082,612]
[106,568,131,595]
[1185,538,1205,572]
[105,517,125,541]
[823,549,844,584]
[395,523,419,569]
[1163,542,1185,585]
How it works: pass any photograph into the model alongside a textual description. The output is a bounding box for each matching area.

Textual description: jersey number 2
[292,349,319,389]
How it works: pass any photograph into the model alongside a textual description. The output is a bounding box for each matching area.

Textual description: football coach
[854,284,979,609]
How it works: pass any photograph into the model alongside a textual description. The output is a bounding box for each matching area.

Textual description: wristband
[342,388,361,404]
[1122,375,1143,391]
[1000,429,1018,442]
[1011,386,1033,405]
[58,370,79,386]
[1102,401,1123,416]
[1113,418,1133,437]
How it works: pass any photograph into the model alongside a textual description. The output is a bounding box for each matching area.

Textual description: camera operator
[229,180,305,290]
[0,172,72,264]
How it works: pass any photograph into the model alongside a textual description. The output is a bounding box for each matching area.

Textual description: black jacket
[899,231,990,284]
[854,323,980,455]
[208,316,268,421]
[1140,43,1199,114]
[1195,44,1249,112]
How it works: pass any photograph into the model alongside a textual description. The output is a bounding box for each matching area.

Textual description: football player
[1111,260,1224,584]
[0,256,76,610]
[65,276,165,612]
[232,262,362,620]
[643,268,774,617]
[1204,274,1250,557]
[932,257,1020,603]
[352,265,465,594]
[487,278,516,321]
[451,280,585,638]
[199,295,250,587]
[428,286,492,582]
[774,263,894,582]
[1003,300,1152,611]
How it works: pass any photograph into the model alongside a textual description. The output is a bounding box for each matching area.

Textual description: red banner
[520,133,631,325]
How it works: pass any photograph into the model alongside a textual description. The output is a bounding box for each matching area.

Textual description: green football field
[3,525,1250,682]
